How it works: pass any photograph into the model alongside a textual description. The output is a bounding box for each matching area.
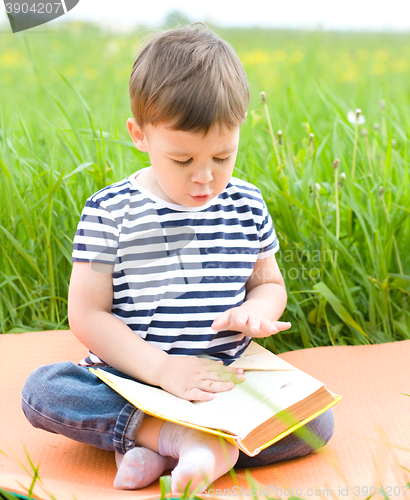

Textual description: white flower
[347,110,365,125]
[340,173,346,181]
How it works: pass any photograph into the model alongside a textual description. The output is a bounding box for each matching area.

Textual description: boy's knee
[22,365,50,429]
[21,361,75,427]
[22,363,61,402]
[21,394,56,432]
[306,408,335,448]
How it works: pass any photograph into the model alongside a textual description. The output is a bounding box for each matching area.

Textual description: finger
[273,321,292,331]
[186,388,216,401]
[203,363,245,383]
[212,361,245,377]
[261,319,278,335]
[214,309,231,324]
[248,316,261,335]
[198,356,244,376]
[235,312,249,327]
[209,368,245,383]
[211,310,230,330]
[219,371,245,384]
[202,379,235,394]
[186,380,236,400]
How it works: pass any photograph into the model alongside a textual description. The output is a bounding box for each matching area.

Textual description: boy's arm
[68,262,244,401]
[211,253,290,338]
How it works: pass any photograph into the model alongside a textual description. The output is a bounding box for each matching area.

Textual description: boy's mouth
[190,194,211,202]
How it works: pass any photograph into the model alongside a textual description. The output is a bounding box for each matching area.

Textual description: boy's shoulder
[224,176,264,203]
[87,176,134,207]
[228,175,260,191]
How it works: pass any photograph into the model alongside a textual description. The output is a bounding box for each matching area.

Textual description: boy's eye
[172,156,230,167]
[213,157,230,164]
[172,158,193,167]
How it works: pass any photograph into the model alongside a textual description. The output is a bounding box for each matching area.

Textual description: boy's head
[129,23,250,135]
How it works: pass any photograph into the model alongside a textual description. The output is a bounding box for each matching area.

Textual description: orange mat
[1,331,410,500]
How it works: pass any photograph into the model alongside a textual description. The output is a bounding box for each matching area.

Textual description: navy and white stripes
[72,169,279,365]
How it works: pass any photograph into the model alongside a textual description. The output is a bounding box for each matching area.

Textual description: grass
[0,22,409,351]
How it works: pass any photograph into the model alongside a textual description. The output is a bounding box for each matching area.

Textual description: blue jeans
[21,361,334,469]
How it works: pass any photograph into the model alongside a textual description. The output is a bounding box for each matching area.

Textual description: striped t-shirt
[72,168,279,365]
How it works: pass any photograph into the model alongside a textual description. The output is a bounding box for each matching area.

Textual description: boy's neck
[134,167,152,192]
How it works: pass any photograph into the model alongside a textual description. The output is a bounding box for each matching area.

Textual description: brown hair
[129,23,250,135]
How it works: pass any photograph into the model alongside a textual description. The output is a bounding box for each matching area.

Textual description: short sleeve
[72,199,119,266]
[257,197,280,260]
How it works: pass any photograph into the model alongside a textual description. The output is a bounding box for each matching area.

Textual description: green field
[0,21,409,352]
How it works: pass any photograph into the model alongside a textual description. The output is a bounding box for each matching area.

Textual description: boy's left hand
[211,304,291,338]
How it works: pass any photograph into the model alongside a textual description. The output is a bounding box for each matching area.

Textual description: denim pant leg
[235,408,335,469]
[21,361,146,454]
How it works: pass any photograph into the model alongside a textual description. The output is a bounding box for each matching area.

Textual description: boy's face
[127,119,240,207]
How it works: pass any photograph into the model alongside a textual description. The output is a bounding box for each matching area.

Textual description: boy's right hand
[158,355,245,401]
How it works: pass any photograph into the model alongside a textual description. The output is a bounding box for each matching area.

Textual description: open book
[91,341,341,457]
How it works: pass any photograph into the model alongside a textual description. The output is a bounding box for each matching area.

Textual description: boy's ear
[127,118,148,152]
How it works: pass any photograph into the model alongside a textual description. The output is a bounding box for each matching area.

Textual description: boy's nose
[191,165,213,184]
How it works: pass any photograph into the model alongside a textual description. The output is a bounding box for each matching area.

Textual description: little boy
[21,23,334,494]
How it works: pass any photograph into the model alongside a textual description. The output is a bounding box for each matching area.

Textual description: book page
[193,370,324,437]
